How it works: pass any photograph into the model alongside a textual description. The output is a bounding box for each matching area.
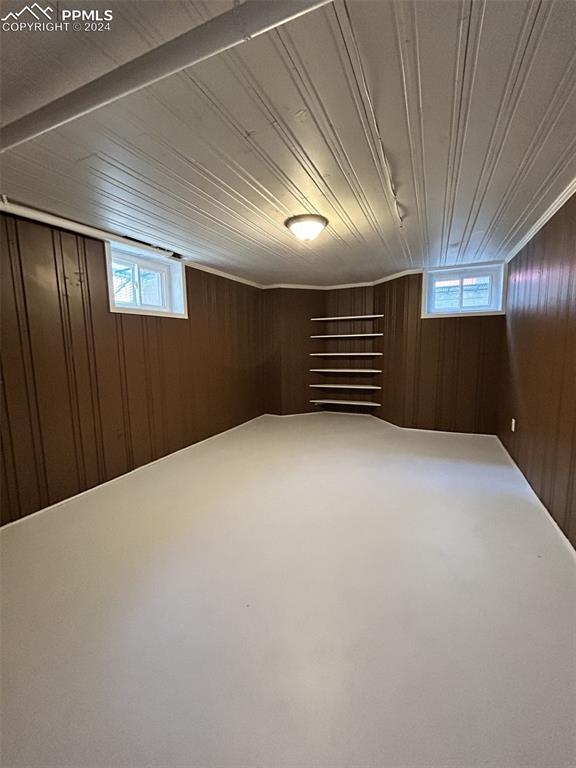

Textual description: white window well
[422,263,506,318]
[105,243,187,319]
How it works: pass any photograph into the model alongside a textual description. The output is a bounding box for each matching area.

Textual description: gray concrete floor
[1,413,575,768]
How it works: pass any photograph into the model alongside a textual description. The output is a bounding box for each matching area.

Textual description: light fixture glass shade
[285,214,328,241]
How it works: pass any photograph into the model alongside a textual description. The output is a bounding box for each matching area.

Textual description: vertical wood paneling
[265,288,326,415]
[59,230,103,489]
[374,277,406,424]
[267,278,503,429]
[1,212,515,527]
[1,215,267,525]
[83,236,131,482]
[265,287,384,415]
[375,274,504,434]
[499,194,576,547]
[1,216,47,519]
[16,221,82,505]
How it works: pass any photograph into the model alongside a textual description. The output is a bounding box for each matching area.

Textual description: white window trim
[421,262,507,319]
[105,242,188,319]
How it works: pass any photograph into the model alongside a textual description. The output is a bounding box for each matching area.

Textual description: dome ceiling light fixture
[284,214,328,242]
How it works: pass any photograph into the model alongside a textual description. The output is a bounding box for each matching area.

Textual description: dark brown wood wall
[264,287,383,414]
[263,288,325,415]
[499,195,576,547]
[1,215,267,525]
[375,275,504,433]
[1,212,509,527]
[266,278,504,434]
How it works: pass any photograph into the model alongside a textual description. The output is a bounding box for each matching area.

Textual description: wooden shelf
[309,368,382,373]
[308,310,384,408]
[310,333,383,339]
[310,399,381,407]
[310,384,381,390]
[310,352,382,357]
[310,314,384,321]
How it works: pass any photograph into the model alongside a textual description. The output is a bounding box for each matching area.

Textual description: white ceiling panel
[1,0,575,285]
[0,1,233,124]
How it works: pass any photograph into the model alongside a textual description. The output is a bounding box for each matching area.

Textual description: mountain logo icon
[1,3,53,21]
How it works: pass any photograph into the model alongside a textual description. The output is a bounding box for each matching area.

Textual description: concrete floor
[1,413,575,768]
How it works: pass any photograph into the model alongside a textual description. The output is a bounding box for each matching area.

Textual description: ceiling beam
[0,0,333,152]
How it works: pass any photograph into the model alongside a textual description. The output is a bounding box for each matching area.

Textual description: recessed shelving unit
[310,368,382,373]
[310,333,383,339]
[310,314,384,321]
[308,309,383,412]
[310,399,381,407]
[310,384,381,390]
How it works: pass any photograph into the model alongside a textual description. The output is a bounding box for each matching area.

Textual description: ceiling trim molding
[259,269,423,290]
[182,259,423,291]
[183,260,263,289]
[504,175,576,262]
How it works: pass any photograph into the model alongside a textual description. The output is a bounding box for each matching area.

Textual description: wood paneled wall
[1,212,508,526]
[375,275,504,433]
[266,277,504,434]
[499,195,576,547]
[263,288,325,415]
[1,215,267,525]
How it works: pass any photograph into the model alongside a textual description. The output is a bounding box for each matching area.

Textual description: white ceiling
[1,0,575,286]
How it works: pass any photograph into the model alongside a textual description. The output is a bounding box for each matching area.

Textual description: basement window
[105,243,187,319]
[422,263,505,318]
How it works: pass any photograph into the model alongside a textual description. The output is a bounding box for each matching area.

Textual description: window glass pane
[462,275,491,308]
[433,278,461,311]
[108,245,186,318]
[424,264,504,317]
[139,267,164,307]
[112,260,137,305]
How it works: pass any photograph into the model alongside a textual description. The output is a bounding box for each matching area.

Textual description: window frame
[421,262,506,319]
[111,253,171,311]
[105,242,188,320]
